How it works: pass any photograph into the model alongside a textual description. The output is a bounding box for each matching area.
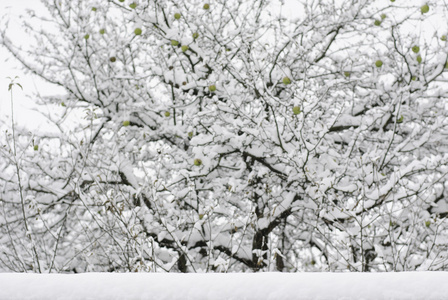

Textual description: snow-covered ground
[0,272,446,300]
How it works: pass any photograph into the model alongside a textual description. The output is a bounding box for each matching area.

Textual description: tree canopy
[1,0,448,273]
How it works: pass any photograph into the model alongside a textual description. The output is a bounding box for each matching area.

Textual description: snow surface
[0,272,446,300]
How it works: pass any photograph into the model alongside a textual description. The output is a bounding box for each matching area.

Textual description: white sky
[0,0,60,130]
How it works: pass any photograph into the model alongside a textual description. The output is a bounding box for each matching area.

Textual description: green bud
[293,106,301,115]
[282,76,291,85]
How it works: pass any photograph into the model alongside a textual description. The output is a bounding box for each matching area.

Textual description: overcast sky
[0,0,56,129]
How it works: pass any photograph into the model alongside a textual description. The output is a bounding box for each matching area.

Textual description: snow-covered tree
[1,0,448,272]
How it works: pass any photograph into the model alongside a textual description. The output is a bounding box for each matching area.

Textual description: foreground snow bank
[0,272,446,300]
